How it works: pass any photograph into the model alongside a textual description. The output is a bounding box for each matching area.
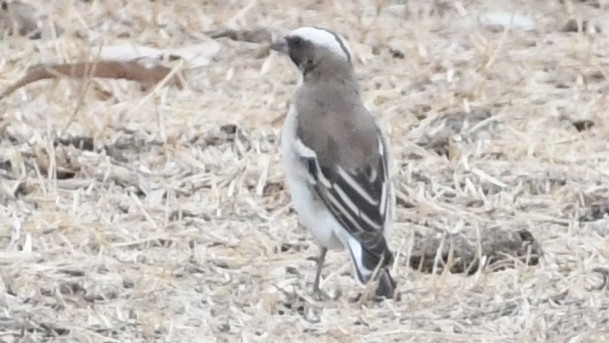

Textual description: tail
[374,267,396,300]
[343,234,396,299]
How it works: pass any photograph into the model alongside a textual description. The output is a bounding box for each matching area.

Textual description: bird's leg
[313,247,327,294]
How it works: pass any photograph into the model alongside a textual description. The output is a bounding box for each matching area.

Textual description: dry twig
[0,60,185,100]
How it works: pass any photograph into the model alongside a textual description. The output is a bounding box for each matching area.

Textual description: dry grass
[1,0,609,342]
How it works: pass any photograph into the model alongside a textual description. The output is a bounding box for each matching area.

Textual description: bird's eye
[291,37,303,47]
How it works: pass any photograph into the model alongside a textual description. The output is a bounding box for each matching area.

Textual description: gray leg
[313,247,327,293]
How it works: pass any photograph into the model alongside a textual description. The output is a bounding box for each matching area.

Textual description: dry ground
[1,0,609,342]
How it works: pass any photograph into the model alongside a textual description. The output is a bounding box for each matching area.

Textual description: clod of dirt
[572,119,595,132]
[437,107,496,138]
[34,144,82,180]
[408,228,542,274]
[275,288,324,322]
[0,159,11,172]
[562,19,601,34]
[579,202,609,222]
[54,136,95,151]
[192,124,248,150]
[389,48,405,59]
[277,242,307,253]
[416,107,497,158]
[103,129,164,162]
[590,268,609,291]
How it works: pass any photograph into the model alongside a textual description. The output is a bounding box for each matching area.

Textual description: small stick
[0,59,186,100]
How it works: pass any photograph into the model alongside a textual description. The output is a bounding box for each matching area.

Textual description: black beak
[270,36,288,54]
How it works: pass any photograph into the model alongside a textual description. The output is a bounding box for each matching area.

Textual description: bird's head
[270,27,353,76]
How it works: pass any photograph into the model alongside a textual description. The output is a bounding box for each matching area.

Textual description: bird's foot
[312,288,332,301]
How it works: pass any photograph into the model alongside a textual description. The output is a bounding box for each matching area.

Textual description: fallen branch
[0,59,186,100]
[206,28,273,44]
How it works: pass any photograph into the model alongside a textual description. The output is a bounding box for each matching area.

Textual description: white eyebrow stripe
[315,27,352,63]
[289,26,352,61]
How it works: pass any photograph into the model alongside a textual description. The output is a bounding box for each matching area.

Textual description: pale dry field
[1,0,609,342]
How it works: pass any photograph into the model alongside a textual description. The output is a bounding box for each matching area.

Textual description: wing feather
[295,132,393,271]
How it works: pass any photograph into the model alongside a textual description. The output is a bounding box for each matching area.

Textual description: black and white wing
[294,132,394,282]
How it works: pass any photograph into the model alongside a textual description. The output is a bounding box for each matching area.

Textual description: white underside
[280,106,344,250]
[280,105,396,282]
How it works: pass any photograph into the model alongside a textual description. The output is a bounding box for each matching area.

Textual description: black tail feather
[344,239,396,300]
[374,267,396,300]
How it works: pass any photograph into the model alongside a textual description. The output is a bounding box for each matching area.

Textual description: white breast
[280,106,344,250]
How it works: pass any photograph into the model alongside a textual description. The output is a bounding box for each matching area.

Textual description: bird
[270,27,397,299]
